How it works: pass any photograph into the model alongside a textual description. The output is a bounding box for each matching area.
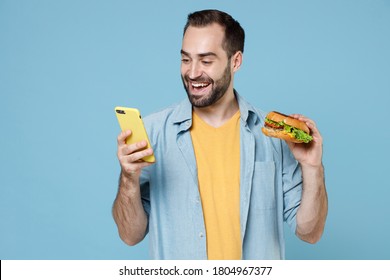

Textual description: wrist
[119,170,141,197]
[300,162,324,176]
[120,168,140,183]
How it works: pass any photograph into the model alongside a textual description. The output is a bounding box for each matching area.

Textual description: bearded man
[113,9,328,260]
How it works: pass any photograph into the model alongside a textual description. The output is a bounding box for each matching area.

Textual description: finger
[290,114,317,131]
[118,140,148,161]
[117,130,132,145]
[289,113,301,119]
[302,118,318,133]
[290,114,314,124]
[123,160,155,176]
[127,147,154,163]
[305,120,317,133]
[123,148,154,166]
[304,121,323,145]
[123,140,148,155]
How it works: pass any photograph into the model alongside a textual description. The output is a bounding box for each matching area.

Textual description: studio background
[1,0,389,259]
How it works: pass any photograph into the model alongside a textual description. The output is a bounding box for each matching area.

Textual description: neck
[193,89,239,128]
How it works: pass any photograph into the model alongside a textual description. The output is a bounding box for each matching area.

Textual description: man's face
[181,24,233,108]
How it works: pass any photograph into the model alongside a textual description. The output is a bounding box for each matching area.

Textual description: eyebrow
[180,50,217,58]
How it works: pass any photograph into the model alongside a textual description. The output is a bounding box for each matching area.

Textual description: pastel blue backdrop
[1,0,389,260]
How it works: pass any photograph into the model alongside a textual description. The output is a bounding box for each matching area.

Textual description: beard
[181,60,232,108]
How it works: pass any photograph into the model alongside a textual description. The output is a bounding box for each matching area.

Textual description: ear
[231,51,243,72]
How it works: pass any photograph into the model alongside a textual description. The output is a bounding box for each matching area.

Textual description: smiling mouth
[192,82,209,88]
[189,81,211,94]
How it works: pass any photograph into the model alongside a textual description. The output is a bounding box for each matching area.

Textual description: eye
[181,58,190,64]
[202,60,212,65]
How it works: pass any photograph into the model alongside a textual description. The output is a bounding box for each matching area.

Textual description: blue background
[1,0,389,260]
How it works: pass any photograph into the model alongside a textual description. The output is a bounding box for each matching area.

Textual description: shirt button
[199,232,204,238]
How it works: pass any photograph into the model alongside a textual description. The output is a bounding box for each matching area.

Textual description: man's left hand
[286,114,323,168]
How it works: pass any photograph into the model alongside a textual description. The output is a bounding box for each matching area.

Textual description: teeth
[192,83,209,88]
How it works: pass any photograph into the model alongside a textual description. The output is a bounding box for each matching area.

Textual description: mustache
[183,75,213,84]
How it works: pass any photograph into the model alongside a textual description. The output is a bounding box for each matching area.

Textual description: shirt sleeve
[281,141,303,234]
[139,167,151,233]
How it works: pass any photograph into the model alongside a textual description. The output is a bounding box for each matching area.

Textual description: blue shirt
[140,92,302,259]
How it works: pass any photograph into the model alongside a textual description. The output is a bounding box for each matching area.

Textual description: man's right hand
[114,130,152,245]
[117,130,155,182]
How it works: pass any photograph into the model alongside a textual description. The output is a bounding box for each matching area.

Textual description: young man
[113,9,328,260]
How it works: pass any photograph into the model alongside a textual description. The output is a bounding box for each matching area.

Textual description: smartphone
[114,107,155,162]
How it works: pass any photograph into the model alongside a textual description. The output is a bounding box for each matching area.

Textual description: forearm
[112,172,148,246]
[296,164,328,243]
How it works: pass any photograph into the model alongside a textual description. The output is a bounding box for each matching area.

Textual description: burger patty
[265,121,283,129]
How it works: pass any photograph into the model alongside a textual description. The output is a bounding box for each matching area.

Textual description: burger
[261,111,313,143]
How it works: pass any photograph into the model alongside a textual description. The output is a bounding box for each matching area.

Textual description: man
[113,9,328,260]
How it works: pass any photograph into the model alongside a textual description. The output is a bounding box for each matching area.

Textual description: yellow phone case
[115,107,155,163]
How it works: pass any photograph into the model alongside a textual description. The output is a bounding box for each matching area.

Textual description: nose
[187,61,202,80]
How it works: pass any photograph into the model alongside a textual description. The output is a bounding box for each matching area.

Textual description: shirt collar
[171,90,260,128]
[235,90,259,125]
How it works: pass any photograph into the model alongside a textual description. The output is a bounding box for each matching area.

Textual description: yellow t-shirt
[190,111,241,260]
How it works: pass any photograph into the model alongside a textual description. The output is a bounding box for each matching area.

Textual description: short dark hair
[183,9,245,58]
